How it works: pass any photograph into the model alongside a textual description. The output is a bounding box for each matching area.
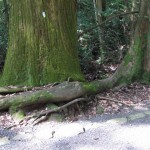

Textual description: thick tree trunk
[1,0,83,86]
[130,0,140,38]
[110,0,150,85]
[143,11,150,81]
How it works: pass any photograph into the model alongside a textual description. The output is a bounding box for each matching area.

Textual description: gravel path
[0,106,150,150]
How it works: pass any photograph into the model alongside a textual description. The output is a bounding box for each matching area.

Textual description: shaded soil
[91,82,150,115]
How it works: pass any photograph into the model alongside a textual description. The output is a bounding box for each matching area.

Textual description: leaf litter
[0,82,149,128]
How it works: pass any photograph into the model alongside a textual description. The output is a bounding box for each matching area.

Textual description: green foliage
[77,0,133,80]
[142,72,150,84]
[102,0,131,63]
[0,1,8,66]
[77,0,99,79]
[77,0,100,71]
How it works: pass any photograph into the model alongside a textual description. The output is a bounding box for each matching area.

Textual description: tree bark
[0,79,114,110]
[1,0,83,86]
[142,1,150,82]
[93,0,105,27]
[110,0,150,84]
[93,0,106,49]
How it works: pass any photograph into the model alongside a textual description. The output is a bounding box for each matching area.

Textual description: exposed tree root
[6,94,133,129]
[6,97,87,128]
[0,78,115,111]
[32,97,87,126]
[0,86,33,94]
[0,83,60,94]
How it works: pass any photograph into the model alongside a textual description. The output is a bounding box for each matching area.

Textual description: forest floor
[0,82,149,129]
[0,82,150,150]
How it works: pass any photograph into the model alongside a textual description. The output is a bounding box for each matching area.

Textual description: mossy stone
[12,110,25,121]
[128,113,145,121]
[46,104,64,122]
[49,113,64,122]
[96,105,104,114]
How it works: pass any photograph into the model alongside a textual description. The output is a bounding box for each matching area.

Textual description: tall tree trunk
[130,0,140,37]
[93,0,105,25]
[93,0,106,49]
[143,6,150,81]
[1,0,84,86]
[112,0,150,85]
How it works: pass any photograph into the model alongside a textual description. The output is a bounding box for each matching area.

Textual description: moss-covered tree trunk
[143,13,150,82]
[110,0,150,85]
[1,0,83,86]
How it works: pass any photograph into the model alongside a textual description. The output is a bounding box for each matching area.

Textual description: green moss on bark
[8,91,55,110]
[82,82,99,94]
[142,71,150,83]
[1,0,84,86]
[130,37,143,80]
